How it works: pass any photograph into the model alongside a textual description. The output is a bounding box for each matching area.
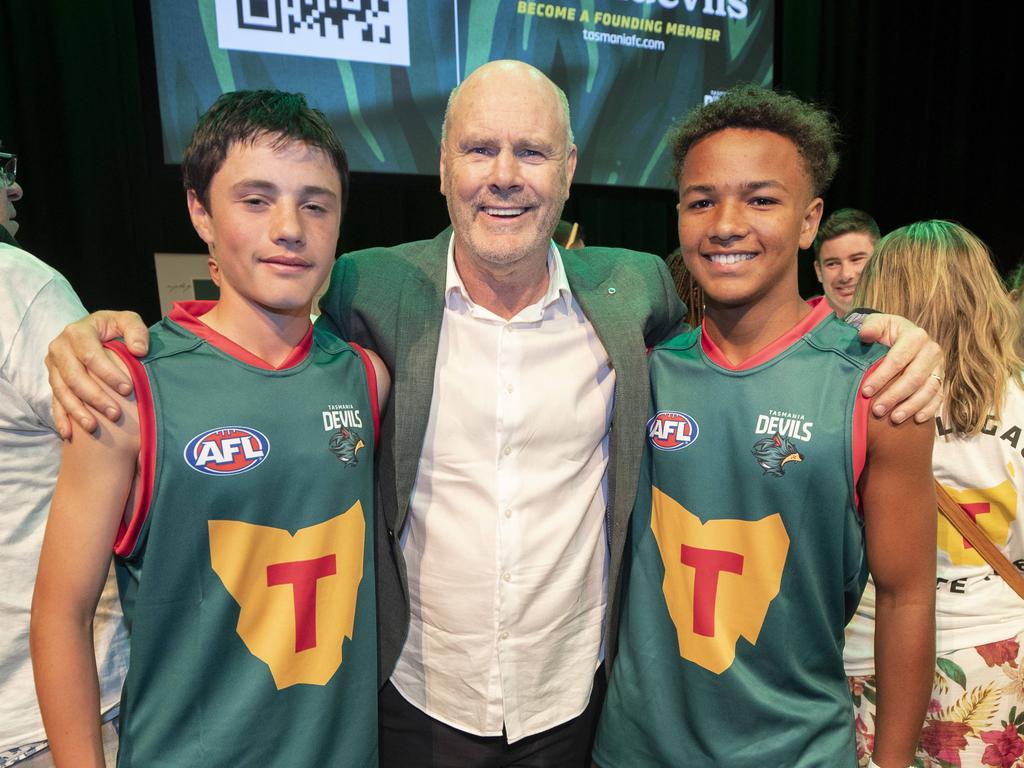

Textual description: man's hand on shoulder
[855,312,943,425]
[47,310,149,438]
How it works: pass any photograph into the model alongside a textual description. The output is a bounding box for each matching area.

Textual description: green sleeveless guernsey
[595,300,885,768]
[110,303,378,767]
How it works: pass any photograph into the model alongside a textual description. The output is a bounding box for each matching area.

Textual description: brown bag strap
[934,479,1024,600]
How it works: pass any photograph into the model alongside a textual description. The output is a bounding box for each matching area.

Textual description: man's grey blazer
[318,228,687,685]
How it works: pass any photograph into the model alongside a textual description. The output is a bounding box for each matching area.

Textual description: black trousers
[379,668,607,768]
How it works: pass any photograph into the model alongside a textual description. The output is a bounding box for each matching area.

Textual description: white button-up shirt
[390,238,615,742]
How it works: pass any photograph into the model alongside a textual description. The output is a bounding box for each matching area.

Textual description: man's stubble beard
[443,178,569,270]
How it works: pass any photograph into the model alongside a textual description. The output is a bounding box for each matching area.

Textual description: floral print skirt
[848,631,1024,768]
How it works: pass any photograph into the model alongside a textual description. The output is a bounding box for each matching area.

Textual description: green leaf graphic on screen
[582,0,598,92]
[728,1,770,80]
[465,0,501,78]
[336,61,385,164]
[199,0,235,93]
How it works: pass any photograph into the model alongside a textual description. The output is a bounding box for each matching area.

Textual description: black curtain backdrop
[779,2,1018,297]
[0,1,1017,321]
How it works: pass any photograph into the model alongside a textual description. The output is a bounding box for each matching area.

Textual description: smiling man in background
[813,208,881,316]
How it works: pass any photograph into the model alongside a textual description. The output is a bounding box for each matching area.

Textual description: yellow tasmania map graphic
[651,487,789,674]
[937,466,1016,566]
[208,503,365,689]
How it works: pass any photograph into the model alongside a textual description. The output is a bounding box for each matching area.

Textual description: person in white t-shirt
[846,220,1024,768]
[0,149,128,767]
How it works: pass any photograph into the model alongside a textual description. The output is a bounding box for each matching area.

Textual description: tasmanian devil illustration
[751,432,804,477]
[329,427,365,468]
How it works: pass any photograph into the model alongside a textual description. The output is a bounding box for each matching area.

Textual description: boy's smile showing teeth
[705,252,756,266]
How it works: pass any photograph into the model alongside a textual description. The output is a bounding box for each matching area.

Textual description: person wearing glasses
[0,143,129,767]
[0,150,21,244]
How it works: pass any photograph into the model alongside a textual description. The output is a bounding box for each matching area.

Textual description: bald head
[441,60,573,149]
[438,58,578,280]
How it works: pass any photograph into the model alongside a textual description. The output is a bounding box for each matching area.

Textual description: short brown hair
[182,90,349,211]
[812,208,881,259]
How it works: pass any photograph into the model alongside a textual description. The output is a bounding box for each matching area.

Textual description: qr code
[215,0,409,66]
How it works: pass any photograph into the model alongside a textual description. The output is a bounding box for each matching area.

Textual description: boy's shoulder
[649,301,885,371]
[139,314,204,364]
[803,309,888,370]
[651,325,702,355]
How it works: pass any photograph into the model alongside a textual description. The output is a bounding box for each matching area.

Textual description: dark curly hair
[670,84,840,197]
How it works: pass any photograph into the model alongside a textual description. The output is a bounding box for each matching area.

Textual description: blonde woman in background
[845,220,1024,768]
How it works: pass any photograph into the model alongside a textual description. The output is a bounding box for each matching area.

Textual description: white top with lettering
[845,378,1024,673]
[390,238,614,742]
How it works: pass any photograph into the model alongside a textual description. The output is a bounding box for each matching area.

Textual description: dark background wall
[0,1,1017,322]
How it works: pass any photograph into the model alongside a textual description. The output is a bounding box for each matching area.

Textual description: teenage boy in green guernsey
[30,91,389,767]
[594,86,936,768]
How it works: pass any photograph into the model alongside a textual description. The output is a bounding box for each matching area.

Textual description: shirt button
[506,383,514,394]
[500,632,509,640]
[502,572,511,582]
[504,509,512,519]
[503,446,512,456]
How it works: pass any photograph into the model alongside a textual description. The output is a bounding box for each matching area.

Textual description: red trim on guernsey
[349,343,381,447]
[852,358,884,514]
[107,341,157,558]
[168,301,313,370]
[701,297,832,370]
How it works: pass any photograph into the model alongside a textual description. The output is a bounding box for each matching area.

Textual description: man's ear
[565,144,578,189]
[813,259,824,284]
[187,189,214,245]
[438,143,447,194]
[799,196,824,250]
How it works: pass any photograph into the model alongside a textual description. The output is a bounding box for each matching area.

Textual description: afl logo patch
[184,427,270,476]
[647,411,699,451]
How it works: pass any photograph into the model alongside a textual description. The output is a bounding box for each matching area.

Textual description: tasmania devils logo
[328,428,364,468]
[184,427,270,476]
[751,432,804,478]
[648,411,700,451]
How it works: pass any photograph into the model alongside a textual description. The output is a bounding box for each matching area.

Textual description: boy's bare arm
[859,412,936,768]
[31,369,140,767]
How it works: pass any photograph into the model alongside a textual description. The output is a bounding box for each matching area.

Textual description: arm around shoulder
[857,313,943,424]
[316,255,353,340]
[648,252,689,345]
[47,309,149,437]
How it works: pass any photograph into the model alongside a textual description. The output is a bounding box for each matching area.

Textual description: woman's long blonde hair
[853,220,1023,435]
